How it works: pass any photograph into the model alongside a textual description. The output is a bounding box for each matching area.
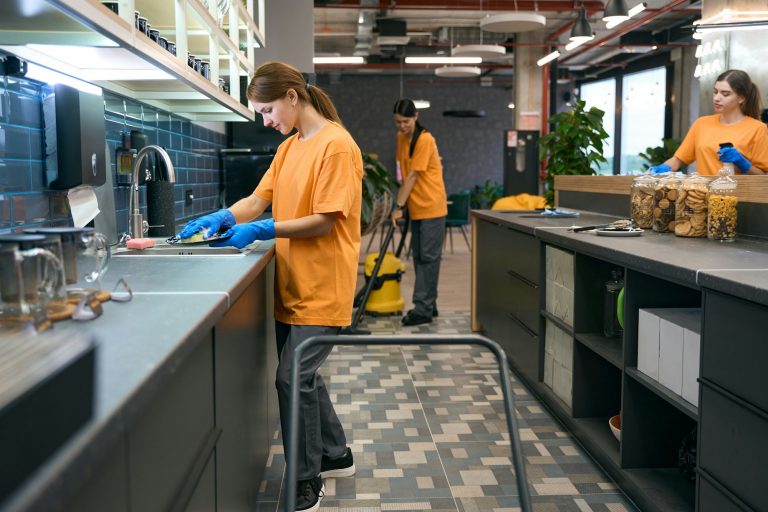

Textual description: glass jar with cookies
[652,171,682,233]
[674,172,709,237]
[630,173,656,229]
[708,150,738,242]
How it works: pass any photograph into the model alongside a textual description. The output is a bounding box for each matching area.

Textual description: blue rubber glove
[649,164,671,174]
[211,219,275,249]
[178,209,235,239]
[718,147,751,173]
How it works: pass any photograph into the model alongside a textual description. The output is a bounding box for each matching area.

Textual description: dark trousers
[411,216,446,317]
[275,321,347,480]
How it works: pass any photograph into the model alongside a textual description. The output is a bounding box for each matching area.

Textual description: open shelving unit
[0,0,264,121]
[539,247,701,512]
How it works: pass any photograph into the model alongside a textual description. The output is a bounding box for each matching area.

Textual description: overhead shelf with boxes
[0,0,265,121]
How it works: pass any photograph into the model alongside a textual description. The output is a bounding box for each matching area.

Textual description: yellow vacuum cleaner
[345,216,407,334]
[362,250,405,314]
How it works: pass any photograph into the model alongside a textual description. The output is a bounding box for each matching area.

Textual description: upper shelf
[0,0,265,122]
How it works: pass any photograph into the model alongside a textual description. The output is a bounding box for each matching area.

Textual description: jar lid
[633,173,656,185]
[682,171,709,186]
[657,171,682,186]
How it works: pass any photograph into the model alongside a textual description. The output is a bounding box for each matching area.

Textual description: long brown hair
[716,69,763,119]
[247,61,343,125]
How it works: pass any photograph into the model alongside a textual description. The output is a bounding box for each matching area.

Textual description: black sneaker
[402,311,433,326]
[321,447,356,478]
[295,475,324,512]
[407,308,439,317]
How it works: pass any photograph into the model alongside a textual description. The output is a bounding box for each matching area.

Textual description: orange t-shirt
[254,122,363,326]
[397,131,448,220]
[675,114,768,175]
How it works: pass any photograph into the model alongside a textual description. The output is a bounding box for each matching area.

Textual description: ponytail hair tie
[305,83,311,93]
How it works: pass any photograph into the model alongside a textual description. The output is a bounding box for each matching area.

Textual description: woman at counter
[179,61,362,512]
[650,69,768,175]
[391,99,448,326]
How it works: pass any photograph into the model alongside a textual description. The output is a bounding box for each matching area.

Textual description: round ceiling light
[480,12,546,33]
[435,66,482,77]
[451,44,507,60]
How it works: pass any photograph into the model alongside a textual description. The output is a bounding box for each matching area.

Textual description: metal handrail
[283,334,532,512]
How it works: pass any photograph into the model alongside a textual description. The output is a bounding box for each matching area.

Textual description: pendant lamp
[435,66,482,77]
[603,0,629,23]
[570,8,593,43]
[481,12,546,32]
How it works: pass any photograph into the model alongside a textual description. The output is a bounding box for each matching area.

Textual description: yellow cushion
[492,193,547,211]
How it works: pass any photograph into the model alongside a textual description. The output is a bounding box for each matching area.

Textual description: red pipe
[320,0,606,12]
[560,0,692,63]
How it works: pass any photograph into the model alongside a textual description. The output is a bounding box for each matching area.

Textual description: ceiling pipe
[318,0,606,12]
[560,0,691,63]
[353,0,378,56]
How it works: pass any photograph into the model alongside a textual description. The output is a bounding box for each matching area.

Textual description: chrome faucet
[128,145,177,238]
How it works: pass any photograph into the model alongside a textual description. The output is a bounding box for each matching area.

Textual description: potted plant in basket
[539,100,609,206]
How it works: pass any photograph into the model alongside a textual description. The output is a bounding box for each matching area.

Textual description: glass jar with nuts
[630,173,656,229]
[652,171,682,233]
[707,163,738,242]
[675,172,709,237]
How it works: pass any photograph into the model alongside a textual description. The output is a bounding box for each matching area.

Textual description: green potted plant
[470,180,503,210]
[361,153,397,235]
[639,138,685,173]
[539,100,609,206]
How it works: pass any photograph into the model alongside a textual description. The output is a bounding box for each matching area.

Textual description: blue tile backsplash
[0,75,226,234]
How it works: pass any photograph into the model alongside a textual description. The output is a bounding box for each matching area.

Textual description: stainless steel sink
[113,243,243,257]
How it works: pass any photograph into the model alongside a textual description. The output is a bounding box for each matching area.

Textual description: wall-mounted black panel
[47,84,106,190]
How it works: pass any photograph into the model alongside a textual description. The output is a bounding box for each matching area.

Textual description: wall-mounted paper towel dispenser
[44,84,106,190]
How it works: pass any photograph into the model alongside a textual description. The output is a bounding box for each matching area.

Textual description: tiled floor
[254,312,638,512]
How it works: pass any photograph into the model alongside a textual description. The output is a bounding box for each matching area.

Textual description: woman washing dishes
[178,61,361,512]
[650,69,768,175]
[391,99,448,326]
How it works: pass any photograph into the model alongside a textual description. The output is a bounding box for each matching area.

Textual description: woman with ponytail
[179,61,362,512]
[391,98,448,326]
[649,69,768,175]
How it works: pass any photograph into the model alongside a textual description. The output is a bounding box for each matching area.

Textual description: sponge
[126,238,156,250]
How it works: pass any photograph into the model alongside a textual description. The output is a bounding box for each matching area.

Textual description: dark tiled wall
[0,75,225,234]
[319,74,513,195]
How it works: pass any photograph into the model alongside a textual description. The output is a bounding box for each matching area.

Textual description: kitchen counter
[472,208,768,512]
[1,241,275,512]
[475,209,768,292]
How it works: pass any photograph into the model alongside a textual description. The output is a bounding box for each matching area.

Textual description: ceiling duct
[353,0,378,57]
[377,18,410,46]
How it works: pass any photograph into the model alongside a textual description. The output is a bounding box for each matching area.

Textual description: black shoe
[295,475,324,512]
[320,447,356,478]
[402,312,433,326]
[407,308,438,317]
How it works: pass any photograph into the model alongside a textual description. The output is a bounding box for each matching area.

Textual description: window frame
[577,53,673,175]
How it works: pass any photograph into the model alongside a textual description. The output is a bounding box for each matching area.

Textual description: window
[580,78,616,175]
[620,67,667,174]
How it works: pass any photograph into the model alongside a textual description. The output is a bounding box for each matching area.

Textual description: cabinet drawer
[503,272,539,335]
[128,336,215,512]
[498,226,539,285]
[495,311,539,384]
[699,382,768,512]
[702,291,768,412]
[698,471,754,512]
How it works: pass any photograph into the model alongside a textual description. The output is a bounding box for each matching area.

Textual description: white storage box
[639,308,701,398]
[658,318,684,394]
[638,309,661,380]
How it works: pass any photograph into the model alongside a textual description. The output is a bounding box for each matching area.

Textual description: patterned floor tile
[256,311,638,512]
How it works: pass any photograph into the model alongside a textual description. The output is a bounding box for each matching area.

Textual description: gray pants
[411,216,446,317]
[275,321,347,480]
